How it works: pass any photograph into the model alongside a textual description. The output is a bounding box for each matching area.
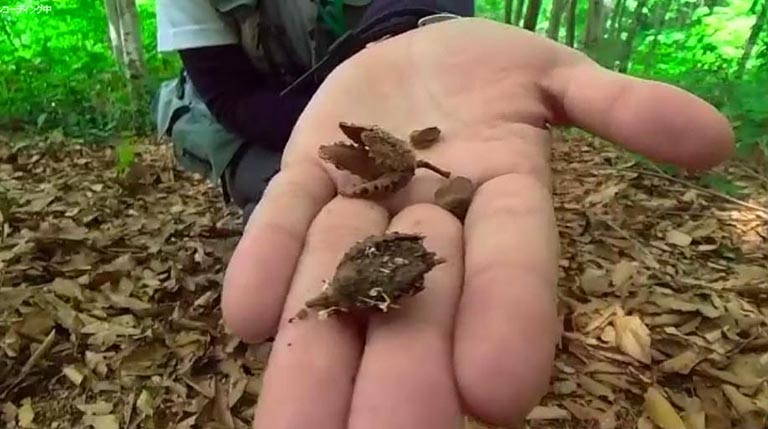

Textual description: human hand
[222,18,734,428]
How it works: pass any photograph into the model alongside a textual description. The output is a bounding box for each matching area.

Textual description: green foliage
[0,0,179,141]
[628,0,768,161]
[1,0,766,173]
[698,172,748,197]
[115,138,137,177]
[474,0,767,162]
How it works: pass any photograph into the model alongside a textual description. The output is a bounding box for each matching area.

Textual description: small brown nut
[319,122,451,199]
[304,232,445,319]
[409,126,441,149]
[434,176,475,222]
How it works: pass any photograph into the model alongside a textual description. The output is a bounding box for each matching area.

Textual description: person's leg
[224,143,282,226]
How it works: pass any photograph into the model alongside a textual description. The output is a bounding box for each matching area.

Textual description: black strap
[280,7,439,96]
[165,68,191,137]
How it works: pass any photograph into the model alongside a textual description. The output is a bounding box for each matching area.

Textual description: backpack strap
[280,8,457,96]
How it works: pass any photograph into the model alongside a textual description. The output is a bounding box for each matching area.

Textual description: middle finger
[252,197,389,429]
[348,203,465,429]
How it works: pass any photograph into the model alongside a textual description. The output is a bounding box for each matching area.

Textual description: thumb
[544,60,735,171]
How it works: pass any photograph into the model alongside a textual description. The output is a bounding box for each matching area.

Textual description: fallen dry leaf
[2,129,767,429]
[644,386,686,429]
[18,399,34,428]
[611,260,636,289]
[82,414,119,429]
[526,405,571,420]
[659,349,703,374]
[666,229,693,247]
[614,315,652,364]
[579,374,615,399]
[581,268,612,295]
[722,384,759,415]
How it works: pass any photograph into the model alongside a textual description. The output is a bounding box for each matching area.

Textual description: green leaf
[698,173,747,197]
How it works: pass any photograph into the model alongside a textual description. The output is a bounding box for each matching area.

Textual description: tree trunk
[104,0,149,133]
[584,0,604,51]
[522,0,543,31]
[619,0,649,72]
[565,0,577,47]
[704,0,727,10]
[547,0,567,41]
[737,0,768,78]
[104,0,146,80]
[675,0,698,26]
[514,0,526,26]
[117,0,146,80]
[505,0,514,24]
[104,0,125,73]
[609,0,626,40]
[648,0,673,56]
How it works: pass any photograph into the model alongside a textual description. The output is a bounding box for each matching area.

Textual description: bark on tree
[609,0,626,40]
[704,0,727,10]
[619,0,649,72]
[119,0,145,81]
[737,0,768,78]
[104,0,149,133]
[584,0,605,51]
[505,0,514,24]
[522,0,543,31]
[675,0,699,26]
[104,0,125,72]
[547,0,568,41]
[565,0,577,47]
[514,0,526,26]
[104,0,146,81]
[648,0,673,56]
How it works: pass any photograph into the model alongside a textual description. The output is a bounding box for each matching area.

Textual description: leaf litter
[471,129,768,429]
[1,129,767,429]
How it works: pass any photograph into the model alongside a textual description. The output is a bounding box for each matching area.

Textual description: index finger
[543,57,735,171]
[222,163,335,343]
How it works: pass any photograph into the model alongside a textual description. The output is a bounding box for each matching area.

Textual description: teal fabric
[153,73,243,184]
[210,0,259,12]
[171,101,244,183]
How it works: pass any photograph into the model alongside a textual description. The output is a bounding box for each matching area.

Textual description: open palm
[222,18,733,429]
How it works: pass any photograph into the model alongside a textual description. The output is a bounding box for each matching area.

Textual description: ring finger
[348,203,465,429]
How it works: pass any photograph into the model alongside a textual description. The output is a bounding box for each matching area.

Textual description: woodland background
[1,0,766,173]
[0,1,767,429]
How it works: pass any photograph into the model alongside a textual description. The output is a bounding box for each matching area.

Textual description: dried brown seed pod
[434,176,475,222]
[318,122,451,199]
[409,126,441,149]
[304,232,445,319]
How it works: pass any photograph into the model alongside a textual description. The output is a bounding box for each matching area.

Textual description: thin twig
[416,160,451,178]
[618,168,768,216]
[1,329,57,398]
[602,218,661,270]
[19,329,56,376]
[739,165,768,188]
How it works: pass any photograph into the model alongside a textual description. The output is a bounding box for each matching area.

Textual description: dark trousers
[223,144,282,224]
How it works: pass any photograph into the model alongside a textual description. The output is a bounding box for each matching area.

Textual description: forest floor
[0,129,767,429]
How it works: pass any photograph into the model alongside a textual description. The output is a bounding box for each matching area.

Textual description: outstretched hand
[223,18,733,429]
